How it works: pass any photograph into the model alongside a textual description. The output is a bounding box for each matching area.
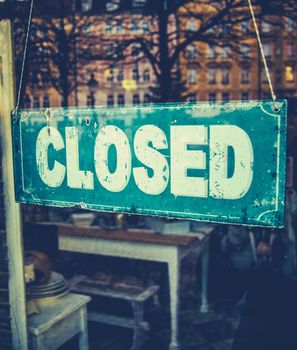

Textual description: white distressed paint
[36,126,66,188]
[210,125,254,199]
[133,125,169,195]
[94,125,131,192]
[66,127,94,190]
[170,125,208,197]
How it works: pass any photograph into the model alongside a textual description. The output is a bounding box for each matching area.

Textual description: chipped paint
[12,100,287,227]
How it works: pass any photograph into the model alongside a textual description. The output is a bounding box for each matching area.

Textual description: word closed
[12,101,287,227]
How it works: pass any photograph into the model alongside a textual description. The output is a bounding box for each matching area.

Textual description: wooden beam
[0,19,28,350]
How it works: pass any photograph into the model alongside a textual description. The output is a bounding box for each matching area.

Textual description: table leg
[79,306,89,350]
[200,241,209,313]
[168,250,180,350]
[131,301,148,350]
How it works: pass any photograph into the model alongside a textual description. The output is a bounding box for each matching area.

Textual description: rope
[13,0,34,117]
[247,0,277,105]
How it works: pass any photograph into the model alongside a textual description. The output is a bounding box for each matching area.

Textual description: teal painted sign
[12,101,287,227]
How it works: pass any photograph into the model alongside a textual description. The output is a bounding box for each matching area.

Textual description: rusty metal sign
[12,101,287,227]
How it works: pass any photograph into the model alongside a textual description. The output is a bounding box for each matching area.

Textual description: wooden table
[28,222,213,350]
[28,293,91,350]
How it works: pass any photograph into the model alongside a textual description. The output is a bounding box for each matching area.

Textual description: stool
[70,275,159,350]
[28,293,91,350]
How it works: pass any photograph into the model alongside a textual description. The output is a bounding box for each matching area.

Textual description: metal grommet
[86,117,91,126]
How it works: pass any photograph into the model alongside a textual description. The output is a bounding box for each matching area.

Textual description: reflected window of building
[42,72,51,86]
[188,94,197,102]
[132,0,146,8]
[188,69,197,85]
[30,72,39,86]
[263,43,271,58]
[87,94,95,107]
[261,70,269,83]
[132,45,141,57]
[142,19,150,33]
[117,70,124,82]
[222,92,230,102]
[82,0,92,12]
[208,68,216,84]
[116,21,124,34]
[262,21,271,33]
[132,68,140,81]
[143,93,151,104]
[106,68,114,82]
[241,21,250,33]
[33,96,40,108]
[286,42,294,57]
[241,67,250,84]
[133,94,140,105]
[106,0,120,12]
[187,18,197,32]
[208,45,216,58]
[118,94,125,106]
[287,18,294,31]
[221,23,231,33]
[221,46,230,58]
[285,65,294,82]
[107,94,114,106]
[24,95,31,109]
[241,92,249,101]
[143,69,150,82]
[131,20,140,33]
[221,68,230,85]
[105,20,113,34]
[241,44,250,57]
[43,95,50,108]
[186,45,198,59]
[209,92,216,103]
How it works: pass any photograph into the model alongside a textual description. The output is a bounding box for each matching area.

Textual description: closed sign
[12,101,287,227]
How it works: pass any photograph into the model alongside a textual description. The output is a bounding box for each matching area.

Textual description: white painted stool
[28,293,91,350]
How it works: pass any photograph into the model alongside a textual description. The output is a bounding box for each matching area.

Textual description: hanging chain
[12,0,35,117]
[247,0,277,105]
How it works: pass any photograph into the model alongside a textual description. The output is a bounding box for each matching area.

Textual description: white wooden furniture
[28,293,91,350]
[70,275,159,350]
[27,222,212,350]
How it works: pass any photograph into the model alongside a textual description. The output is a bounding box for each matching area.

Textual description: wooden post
[0,19,28,350]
